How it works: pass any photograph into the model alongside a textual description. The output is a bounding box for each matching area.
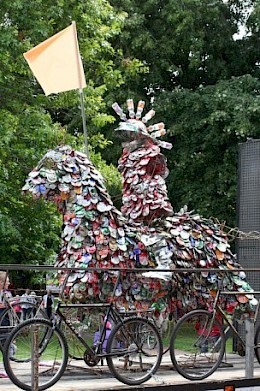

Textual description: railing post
[32,324,39,391]
[245,316,254,378]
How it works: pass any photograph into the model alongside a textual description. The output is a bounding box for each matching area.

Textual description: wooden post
[245,317,254,378]
[32,324,39,391]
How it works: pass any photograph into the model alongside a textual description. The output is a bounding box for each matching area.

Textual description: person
[13,295,22,320]
[21,288,34,320]
[30,292,37,316]
[0,271,11,378]
[93,314,112,352]
[195,313,222,353]
[0,271,12,308]
[42,290,54,319]
[0,271,12,323]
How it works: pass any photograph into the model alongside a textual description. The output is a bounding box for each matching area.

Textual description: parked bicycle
[0,293,45,351]
[3,273,163,391]
[170,279,260,380]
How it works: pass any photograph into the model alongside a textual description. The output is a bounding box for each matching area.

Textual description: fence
[1,264,260,389]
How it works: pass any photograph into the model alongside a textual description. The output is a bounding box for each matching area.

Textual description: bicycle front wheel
[170,309,225,380]
[3,318,68,391]
[106,317,163,385]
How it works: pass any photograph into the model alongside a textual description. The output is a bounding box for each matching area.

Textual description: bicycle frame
[206,287,260,350]
[54,301,125,359]
[3,298,163,389]
[51,270,139,360]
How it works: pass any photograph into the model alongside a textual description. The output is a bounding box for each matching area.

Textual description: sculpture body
[22,101,257,317]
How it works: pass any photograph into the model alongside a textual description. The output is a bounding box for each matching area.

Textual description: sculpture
[22,100,257,318]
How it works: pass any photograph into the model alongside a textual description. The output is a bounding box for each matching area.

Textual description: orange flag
[23,22,86,96]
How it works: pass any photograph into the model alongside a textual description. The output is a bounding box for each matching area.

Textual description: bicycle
[3,273,163,391]
[0,293,46,351]
[169,280,260,381]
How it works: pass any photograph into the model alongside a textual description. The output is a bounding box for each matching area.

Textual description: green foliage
[0,0,140,269]
[155,75,260,226]
[108,0,260,230]
[110,0,259,94]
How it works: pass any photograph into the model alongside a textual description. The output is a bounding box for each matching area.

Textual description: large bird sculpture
[22,100,257,320]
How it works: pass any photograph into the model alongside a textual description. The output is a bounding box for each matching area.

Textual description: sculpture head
[22,146,78,200]
[112,99,172,152]
[22,145,112,212]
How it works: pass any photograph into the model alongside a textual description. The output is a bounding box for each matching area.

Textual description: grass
[0,320,238,363]
[170,322,235,353]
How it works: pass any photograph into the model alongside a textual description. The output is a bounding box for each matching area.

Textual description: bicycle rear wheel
[106,317,163,385]
[170,309,225,380]
[3,318,68,391]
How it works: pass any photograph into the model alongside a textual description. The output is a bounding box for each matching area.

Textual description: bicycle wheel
[170,309,225,380]
[106,317,163,385]
[3,318,68,391]
[0,302,46,352]
[0,307,14,352]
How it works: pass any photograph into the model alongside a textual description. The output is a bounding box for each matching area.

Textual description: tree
[110,0,258,94]
[154,74,260,227]
[108,0,260,230]
[0,0,143,267]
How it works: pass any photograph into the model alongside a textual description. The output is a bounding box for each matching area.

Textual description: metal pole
[245,317,254,378]
[32,324,39,391]
[79,88,89,158]
[72,21,89,158]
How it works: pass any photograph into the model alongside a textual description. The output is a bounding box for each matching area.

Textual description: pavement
[1,352,260,391]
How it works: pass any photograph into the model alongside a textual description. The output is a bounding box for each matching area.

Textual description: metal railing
[1,264,260,385]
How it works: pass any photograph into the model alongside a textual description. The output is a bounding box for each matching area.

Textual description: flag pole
[72,21,89,158]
